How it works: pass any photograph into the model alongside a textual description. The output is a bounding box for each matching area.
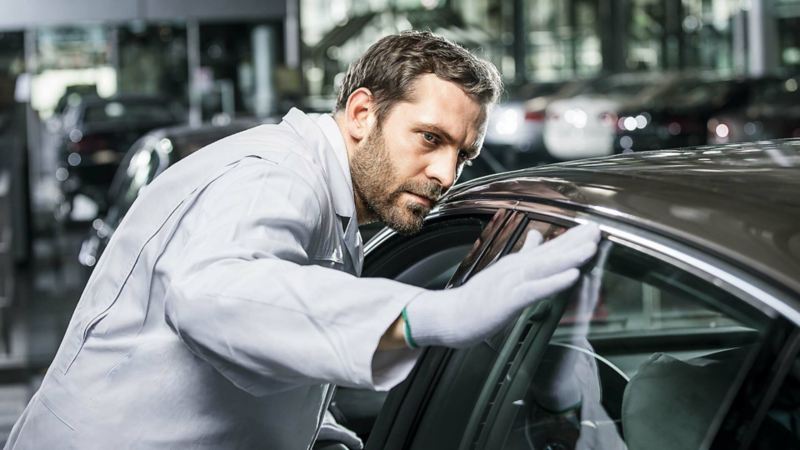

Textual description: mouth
[404,192,434,208]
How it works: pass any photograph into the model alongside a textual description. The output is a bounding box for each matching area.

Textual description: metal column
[513,0,526,83]
[747,0,779,76]
[187,20,202,126]
[285,0,301,70]
[253,25,276,118]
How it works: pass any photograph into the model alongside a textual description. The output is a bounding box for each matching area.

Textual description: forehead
[392,74,486,147]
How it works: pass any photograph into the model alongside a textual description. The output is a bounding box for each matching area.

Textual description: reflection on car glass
[508,220,565,255]
[449,209,511,286]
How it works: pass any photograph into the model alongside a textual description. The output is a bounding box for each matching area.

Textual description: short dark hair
[333,30,503,124]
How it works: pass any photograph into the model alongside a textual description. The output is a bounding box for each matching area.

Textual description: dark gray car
[329,139,800,450]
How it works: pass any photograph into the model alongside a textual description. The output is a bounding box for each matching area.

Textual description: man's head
[333,31,502,235]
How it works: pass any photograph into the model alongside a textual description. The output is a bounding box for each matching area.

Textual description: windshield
[83,101,180,125]
[653,80,734,109]
[580,78,658,97]
[750,78,800,106]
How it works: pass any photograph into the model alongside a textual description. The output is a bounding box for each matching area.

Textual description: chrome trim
[604,231,786,321]
[518,203,797,324]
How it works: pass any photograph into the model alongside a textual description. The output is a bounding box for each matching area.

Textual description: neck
[333,113,376,226]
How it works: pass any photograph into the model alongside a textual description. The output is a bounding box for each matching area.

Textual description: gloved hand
[403,223,601,349]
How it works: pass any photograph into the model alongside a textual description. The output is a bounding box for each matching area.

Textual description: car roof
[445,139,800,295]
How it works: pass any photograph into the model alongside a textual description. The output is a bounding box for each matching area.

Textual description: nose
[424,149,458,190]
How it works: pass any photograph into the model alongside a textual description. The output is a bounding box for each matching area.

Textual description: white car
[485,82,584,153]
[544,73,678,160]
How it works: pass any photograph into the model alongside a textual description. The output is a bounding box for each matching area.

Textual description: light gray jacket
[6,109,422,449]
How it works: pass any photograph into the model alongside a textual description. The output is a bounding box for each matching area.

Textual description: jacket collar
[282,108,363,275]
[282,108,355,221]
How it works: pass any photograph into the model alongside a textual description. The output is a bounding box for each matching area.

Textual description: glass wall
[301,0,752,99]
[525,0,602,80]
[300,0,514,102]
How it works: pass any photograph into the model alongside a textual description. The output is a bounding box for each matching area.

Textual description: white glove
[403,223,601,349]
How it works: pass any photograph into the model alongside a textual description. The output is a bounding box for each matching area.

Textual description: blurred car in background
[484,81,585,167]
[56,95,186,222]
[614,74,772,152]
[544,72,678,161]
[78,117,270,269]
[708,76,800,144]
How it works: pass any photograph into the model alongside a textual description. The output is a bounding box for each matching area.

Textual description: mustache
[396,180,444,205]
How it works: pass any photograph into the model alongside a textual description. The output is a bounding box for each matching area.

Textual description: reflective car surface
[333,139,800,450]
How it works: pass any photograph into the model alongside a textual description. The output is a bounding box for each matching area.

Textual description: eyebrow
[413,122,481,157]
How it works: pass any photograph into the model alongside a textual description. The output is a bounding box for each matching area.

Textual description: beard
[350,125,443,235]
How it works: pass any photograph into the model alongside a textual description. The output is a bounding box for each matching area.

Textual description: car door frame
[365,197,800,450]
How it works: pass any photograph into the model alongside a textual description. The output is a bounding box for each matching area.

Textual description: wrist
[402,308,420,349]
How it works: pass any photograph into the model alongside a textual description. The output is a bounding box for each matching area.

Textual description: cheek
[388,141,428,179]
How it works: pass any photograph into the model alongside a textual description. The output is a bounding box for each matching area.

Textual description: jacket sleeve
[164,157,424,396]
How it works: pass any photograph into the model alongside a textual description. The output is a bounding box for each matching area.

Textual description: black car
[708,76,800,144]
[57,95,185,220]
[78,118,269,269]
[613,75,773,153]
[329,139,800,450]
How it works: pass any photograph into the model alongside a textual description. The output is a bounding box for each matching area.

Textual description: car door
[331,207,505,442]
[366,209,794,450]
[364,210,572,450]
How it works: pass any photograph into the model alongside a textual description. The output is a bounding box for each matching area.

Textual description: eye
[422,132,438,144]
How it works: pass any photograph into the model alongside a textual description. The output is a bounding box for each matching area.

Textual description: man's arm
[378,315,407,351]
[165,159,423,395]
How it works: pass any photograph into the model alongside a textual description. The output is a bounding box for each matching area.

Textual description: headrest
[621,348,747,450]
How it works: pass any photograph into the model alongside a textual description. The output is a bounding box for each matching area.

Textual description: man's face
[350,74,485,235]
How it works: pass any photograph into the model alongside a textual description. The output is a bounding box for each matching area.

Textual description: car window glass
[485,241,771,450]
[470,212,525,275]
[507,219,565,255]
[405,218,567,450]
[344,218,488,443]
[449,209,512,286]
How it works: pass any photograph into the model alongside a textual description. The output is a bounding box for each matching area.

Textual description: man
[6,31,599,449]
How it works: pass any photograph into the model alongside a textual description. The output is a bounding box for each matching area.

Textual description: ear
[344,87,374,142]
